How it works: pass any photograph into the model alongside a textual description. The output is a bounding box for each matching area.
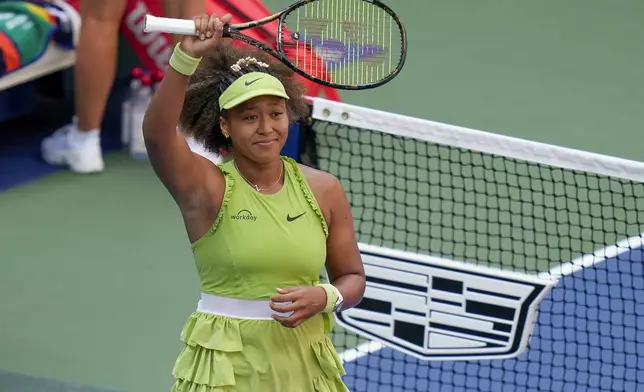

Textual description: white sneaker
[41,123,105,173]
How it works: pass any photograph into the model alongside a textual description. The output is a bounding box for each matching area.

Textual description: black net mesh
[301,104,644,392]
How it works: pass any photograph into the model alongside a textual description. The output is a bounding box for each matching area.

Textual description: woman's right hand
[180,13,232,58]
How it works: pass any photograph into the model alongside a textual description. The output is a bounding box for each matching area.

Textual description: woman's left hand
[270,286,327,328]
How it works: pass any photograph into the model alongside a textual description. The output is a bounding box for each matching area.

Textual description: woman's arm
[143,68,199,205]
[142,67,211,210]
[323,175,366,310]
[142,14,230,211]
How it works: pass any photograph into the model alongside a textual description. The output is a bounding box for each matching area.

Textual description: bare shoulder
[298,163,342,197]
[297,164,345,222]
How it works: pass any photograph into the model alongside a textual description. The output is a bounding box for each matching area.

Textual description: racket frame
[145,0,408,90]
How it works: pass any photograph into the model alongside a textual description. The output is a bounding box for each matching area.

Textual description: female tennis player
[142,13,365,392]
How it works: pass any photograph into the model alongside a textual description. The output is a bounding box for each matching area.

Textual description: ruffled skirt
[170,311,349,392]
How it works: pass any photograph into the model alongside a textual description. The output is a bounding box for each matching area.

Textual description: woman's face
[220,95,289,163]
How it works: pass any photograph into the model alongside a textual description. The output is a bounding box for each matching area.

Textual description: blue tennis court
[341,244,644,392]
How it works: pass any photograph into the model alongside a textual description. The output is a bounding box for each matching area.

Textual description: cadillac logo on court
[336,244,557,361]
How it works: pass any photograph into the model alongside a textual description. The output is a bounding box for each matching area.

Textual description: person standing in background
[41,0,208,173]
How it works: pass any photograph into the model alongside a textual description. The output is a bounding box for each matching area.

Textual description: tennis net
[301,97,644,392]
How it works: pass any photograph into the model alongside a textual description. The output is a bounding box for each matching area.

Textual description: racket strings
[281,0,403,86]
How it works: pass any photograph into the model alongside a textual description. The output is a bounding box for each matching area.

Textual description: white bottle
[121,67,143,147]
[129,74,153,160]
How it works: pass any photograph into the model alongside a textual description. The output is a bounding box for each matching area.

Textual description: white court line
[338,233,644,363]
[338,340,385,362]
[538,233,644,280]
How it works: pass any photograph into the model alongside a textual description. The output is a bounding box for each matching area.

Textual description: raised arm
[142,13,231,210]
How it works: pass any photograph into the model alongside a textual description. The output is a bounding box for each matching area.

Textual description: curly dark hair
[178,40,310,153]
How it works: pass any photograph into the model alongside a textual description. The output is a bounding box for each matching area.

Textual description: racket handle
[144,15,198,36]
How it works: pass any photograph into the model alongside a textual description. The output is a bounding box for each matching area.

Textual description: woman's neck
[233,155,284,192]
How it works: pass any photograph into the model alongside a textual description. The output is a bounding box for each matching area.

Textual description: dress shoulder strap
[282,156,329,238]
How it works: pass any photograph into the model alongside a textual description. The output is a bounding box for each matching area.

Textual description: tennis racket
[144,0,407,90]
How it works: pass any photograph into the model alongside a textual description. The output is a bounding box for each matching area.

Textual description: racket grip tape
[144,15,198,36]
[145,15,235,39]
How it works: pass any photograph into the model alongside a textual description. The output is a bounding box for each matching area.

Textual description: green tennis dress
[170,156,349,392]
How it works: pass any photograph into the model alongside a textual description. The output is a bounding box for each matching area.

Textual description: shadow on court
[0,371,116,392]
[342,247,644,392]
